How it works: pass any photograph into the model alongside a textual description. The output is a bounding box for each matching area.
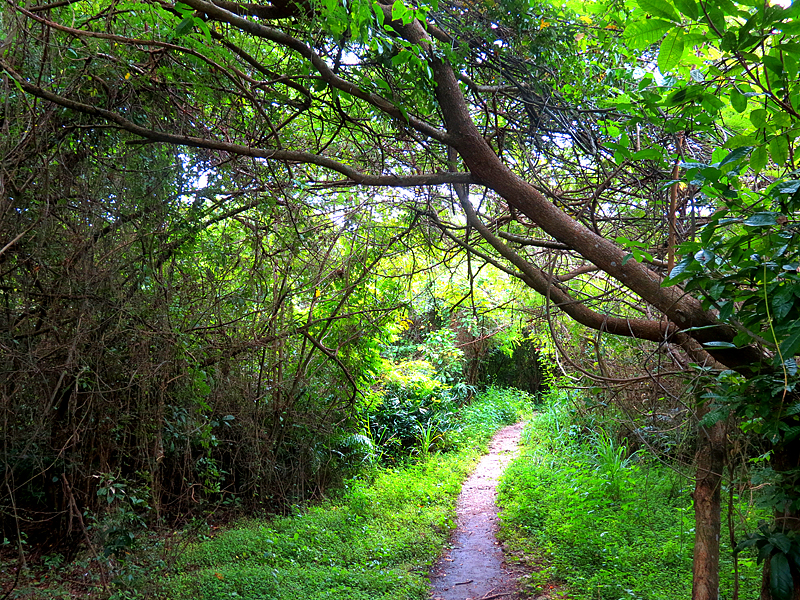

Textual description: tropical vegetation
[3,0,800,598]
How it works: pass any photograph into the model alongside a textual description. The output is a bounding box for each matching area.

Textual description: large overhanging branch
[457,190,676,343]
[381,7,764,370]
[5,0,764,371]
[455,193,733,371]
[0,61,473,188]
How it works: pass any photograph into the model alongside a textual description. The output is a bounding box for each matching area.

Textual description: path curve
[429,421,525,600]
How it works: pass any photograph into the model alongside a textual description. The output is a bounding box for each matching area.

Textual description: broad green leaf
[720,31,737,52]
[673,0,699,20]
[770,553,793,600]
[719,146,752,168]
[665,255,694,282]
[373,1,385,26]
[770,135,789,167]
[694,248,715,264]
[624,19,674,48]
[706,5,726,36]
[175,17,194,36]
[730,88,747,113]
[750,108,770,128]
[751,146,768,174]
[630,148,663,160]
[743,212,778,227]
[759,543,777,564]
[391,0,406,21]
[665,85,703,105]
[734,536,760,553]
[769,533,793,554]
[773,112,793,128]
[681,161,708,169]
[636,0,679,21]
[781,327,800,357]
[724,135,757,148]
[764,55,785,76]
[658,29,685,73]
[774,180,800,195]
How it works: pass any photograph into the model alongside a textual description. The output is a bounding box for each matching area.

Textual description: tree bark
[692,417,726,600]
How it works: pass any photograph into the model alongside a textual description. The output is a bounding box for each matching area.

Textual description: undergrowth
[498,388,763,600]
[149,386,533,600]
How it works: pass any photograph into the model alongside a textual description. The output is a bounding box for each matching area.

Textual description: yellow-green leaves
[624,19,673,48]
[730,88,748,113]
[636,0,678,21]
[658,29,685,73]
[672,0,699,20]
[770,136,789,167]
[625,0,686,71]
[750,146,768,175]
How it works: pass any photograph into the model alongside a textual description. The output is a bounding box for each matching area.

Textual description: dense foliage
[4,0,800,596]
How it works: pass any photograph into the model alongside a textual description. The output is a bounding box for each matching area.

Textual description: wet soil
[429,421,526,600]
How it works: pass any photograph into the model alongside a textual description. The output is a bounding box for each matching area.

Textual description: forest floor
[429,421,528,600]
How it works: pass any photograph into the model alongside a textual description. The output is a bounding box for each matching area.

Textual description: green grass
[497,395,763,600]
[154,387,533,600]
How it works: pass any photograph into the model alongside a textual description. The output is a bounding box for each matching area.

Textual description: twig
[61,475,110,594]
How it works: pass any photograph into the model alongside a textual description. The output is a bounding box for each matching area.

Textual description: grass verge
[497,390,763,600]
[152,386,533,600]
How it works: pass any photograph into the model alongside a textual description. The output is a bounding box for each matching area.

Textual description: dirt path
[429,421,525,600]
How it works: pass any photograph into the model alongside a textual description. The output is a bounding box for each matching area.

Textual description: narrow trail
[429,422,525,600]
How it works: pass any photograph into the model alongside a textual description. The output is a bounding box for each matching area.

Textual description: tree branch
[0,60,472,187]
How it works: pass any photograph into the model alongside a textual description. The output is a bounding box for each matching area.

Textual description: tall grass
[498,387,763,600]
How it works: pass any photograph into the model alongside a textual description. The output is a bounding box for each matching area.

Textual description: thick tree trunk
[693,418,726,600]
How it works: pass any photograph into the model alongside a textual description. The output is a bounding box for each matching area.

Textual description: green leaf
[658,29,685,73]
[665,85,703,105]
[770,552,793,600]
[705,5,727,35]
[731,88,747,113]
[694,248,715,264]
[630,148,664,160]
[780,328,800,358]
[624,19,674,48]
[719,146,752,168]
[743,212,778,227]
[720,31,737,52]
[770,136,789,167]
[751,146,768,174]
[175,17,194,36]
[750,108,770,128]
[774,181,800,195]
[724,135,758,148]
[770,533,793,554]
[665,255,694,282]
[734,535,760,553]
[764,55,785,76]
[636,0,679,21]
[673,0,699,20]
[391,0,406,21]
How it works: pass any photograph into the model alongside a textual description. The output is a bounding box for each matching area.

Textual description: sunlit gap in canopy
[178,152,215,206]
